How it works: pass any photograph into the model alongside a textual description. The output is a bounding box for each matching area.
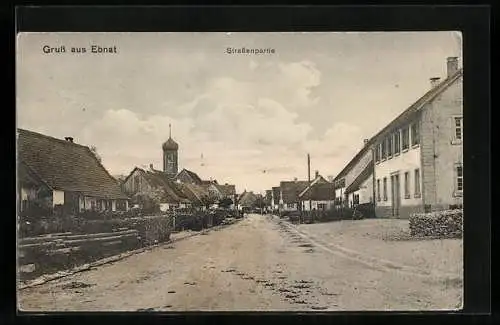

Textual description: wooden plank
[64,233,138,246]
[20,229,138,244]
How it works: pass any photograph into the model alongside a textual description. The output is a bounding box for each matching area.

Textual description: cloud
[17,32,461,192]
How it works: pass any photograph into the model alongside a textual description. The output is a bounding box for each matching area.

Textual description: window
[381,140,387,160]
[388,135,393,157]
[394,131,401,155]
[404,172,410,198]
[454,116,463,142]
[318,203,327,210]
[411,122,420,146]
[287,203,295,208]
[383,178,388,201]
[402,127,409,150]
[455,164,463,195]
[377,179,381,201]
[353,194,359,205]
[414,169,421,197]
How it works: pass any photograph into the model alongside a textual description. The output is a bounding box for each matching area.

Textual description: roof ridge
[367,68,463,142]
[17,128,90,149]
[334,68,462,182]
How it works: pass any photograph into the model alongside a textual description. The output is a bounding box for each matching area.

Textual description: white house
[371,57,463,218]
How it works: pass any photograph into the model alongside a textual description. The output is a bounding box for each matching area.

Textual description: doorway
[391,174,401,217]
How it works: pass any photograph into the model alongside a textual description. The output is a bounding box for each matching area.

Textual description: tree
[90,145,102,163]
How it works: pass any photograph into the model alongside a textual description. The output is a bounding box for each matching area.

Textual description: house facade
[174,168,204,185]
[122,166,190,211]
[17,129,130,215]
[279,180,309,212]
[333,140,373,210]
[372,57,463,218]
[271,187,281,211]
[345,163,374,208]
[298,172,331,211]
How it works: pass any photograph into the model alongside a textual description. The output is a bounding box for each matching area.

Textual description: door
[391,174,401,217]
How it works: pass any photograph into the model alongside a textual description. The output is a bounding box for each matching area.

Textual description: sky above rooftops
[16,32,462,194]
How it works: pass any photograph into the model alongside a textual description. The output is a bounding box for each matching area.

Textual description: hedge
[409,209,463,238]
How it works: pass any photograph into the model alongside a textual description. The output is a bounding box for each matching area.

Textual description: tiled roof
[334,68,462,182]
[17,129,129,200]
[370,68,463,142]
[176,182,208,205]
[345,163,374,194]
[333,146,372,182]
[176,168,203,185]
[298,175,328,197]
[280,181,309,204]
[142,169,190,204]
[299,182,335,201]
[201,179,218,185]
[238,191,258,206]
[217,184,236,197]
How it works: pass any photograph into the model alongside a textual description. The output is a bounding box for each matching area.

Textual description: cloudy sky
[16,32,462,194]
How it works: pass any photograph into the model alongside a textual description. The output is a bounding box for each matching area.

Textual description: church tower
[162,124,179,177]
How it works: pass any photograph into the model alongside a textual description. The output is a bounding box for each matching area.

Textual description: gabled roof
[280,180,309,204]
[216,184,236,197]
[238,191,258,206]
[201,179,218,185]
[17,128,128,200]
[141,169,190,204]
[176,182,208,205]
[333,68,462,183]
[345,162,374,194]
[299,182,335,201]
[370,68,463,143]
[175,168,203,185]
[333,145,372,182]
[298,175,328,197]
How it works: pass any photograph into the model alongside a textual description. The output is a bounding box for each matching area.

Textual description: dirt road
[18,214,462,311]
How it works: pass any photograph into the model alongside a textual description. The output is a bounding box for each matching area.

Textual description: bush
[409,209,463,238]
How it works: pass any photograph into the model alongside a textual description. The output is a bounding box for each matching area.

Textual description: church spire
[169,123,172,139]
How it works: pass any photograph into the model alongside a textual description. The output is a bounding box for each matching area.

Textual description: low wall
[409,209,463,238]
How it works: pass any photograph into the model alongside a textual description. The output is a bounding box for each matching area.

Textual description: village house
[371,57,463,218]
[332,139,374,210]
[298,171,334,211]
[237,191,259,210]
[17,129,130,214]
[344,162,374,209]
[174,168,204,185]
[175,182,211,210]
[122,165,190,211]
[271,186,281,212]
[279,179,310,213]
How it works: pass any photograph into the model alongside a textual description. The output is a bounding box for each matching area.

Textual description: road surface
[18,214,462,311]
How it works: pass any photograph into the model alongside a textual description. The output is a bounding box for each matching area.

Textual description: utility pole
[308,153,312,223]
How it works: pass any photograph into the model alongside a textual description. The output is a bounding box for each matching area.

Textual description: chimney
[315,170,319,178]
[430,77,441,88]
[363,139,369,146]
[447,57,459,78]
[294,177,298,182]
[149,164,154,170]
[64,137,73,143]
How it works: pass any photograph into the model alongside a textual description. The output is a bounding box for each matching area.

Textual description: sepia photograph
[16,31,463,312]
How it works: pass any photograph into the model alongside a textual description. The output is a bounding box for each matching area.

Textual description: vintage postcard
[16,32,463,312]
